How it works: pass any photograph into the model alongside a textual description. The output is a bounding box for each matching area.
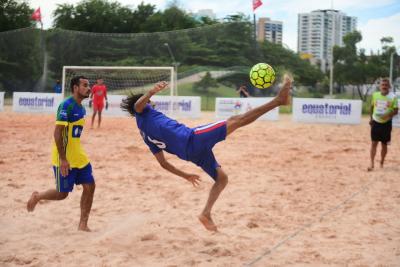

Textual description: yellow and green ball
[249,63,275,89]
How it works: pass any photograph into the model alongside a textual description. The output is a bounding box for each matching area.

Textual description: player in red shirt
[90,77,108,128]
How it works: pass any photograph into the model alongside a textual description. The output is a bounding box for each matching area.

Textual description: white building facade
[298,9,357,72]
[257,17,283,45]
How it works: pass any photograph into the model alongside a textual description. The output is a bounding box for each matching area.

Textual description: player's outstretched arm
[153,151,200,187]
[134,81,168,113]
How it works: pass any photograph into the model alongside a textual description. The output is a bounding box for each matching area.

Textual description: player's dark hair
[70,75,88,93]
[120,92,144,117]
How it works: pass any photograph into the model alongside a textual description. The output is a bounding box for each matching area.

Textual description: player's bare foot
[198,214,218,232]
[276,74,292,105]
[367,166,374,172]
[27,191,39,212]
[380,161,384,168]
[78,223,91,232]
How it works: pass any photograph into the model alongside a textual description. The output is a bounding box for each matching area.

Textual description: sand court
[0,111,399,266]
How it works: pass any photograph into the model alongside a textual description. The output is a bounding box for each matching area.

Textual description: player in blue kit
[121,76,292,231]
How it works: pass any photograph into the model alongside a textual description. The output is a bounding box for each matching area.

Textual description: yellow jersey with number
[51,96,89,168]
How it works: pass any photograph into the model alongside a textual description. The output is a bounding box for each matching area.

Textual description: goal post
[61,66,175,97]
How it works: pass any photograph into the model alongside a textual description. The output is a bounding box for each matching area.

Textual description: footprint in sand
[246,222,259,229]
[203,240,217,247]
[7,183,24,189]
[200,247,232,257]
[140,233,158,241]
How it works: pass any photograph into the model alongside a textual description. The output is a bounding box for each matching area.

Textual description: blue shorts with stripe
[53,163,95,192]
[187,120,227,180]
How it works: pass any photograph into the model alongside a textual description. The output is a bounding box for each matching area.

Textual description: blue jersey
[54,84,62,93]
[135,105,193,160]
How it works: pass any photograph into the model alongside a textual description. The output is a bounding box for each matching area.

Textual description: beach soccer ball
[249,63,275,89]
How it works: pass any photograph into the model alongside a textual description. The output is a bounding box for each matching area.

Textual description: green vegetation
[0,0,397,108]
[0,0,35,31]
[332,31,397,102]
[182,83,237,111]
[0,0,324,95]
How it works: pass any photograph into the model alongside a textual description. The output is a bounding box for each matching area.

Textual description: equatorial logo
[302,103,352,116]
[19,97,55,107]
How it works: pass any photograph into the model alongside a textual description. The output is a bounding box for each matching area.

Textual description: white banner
[152,96,201,118]
[82,95,201,118]
[215,97,279,121]
[393,92,400,128]
[0,92,4,112]
[12,92,63,113]
[292,98,362,124]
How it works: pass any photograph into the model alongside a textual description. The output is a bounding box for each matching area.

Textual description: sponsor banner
[82,95,201,118]
[0,92,4,112]
[292,98,362,124]
[151,96,201,118]
[393,92,400,128]
[215,97,279,121]
[13,92,63,113]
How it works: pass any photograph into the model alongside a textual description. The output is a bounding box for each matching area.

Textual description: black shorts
[371,120,392,144]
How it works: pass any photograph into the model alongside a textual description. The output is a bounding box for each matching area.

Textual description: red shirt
[91,84,107,103]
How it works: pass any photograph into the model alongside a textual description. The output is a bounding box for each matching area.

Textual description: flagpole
[253,13,257,45]
[252,0,263,57]
[37,8,46,92]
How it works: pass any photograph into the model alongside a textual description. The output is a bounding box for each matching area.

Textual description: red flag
[253,0,263,11]
[31,7,42,22]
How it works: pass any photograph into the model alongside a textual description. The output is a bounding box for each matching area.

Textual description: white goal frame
[61,66,175,97]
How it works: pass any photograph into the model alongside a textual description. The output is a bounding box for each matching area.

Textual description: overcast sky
[30,0,400,53]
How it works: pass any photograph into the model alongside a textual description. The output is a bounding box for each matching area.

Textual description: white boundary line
[245,176,378,266]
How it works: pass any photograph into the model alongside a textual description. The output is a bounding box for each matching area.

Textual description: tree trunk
[356,85,365,102]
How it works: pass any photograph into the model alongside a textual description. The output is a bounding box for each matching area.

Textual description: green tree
[131,2,156,32]
[380,36,395,55]
[193,71,219,110]
[53,0,135,32]
[334,31,369,99]
[193,71,218,92]
[0,1,42,93]
[260,41,324,86]
[379,36,397,78]
[53,0,201,33]
[0,28,42,93]
[333,31,391,101]
[0,0,35,31]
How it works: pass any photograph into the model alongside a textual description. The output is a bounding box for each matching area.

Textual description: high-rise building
[298,9,357,72]
[257,17,283,45]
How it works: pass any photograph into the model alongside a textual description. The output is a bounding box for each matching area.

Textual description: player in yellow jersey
[368,78,398,171]
[27,76,96,231]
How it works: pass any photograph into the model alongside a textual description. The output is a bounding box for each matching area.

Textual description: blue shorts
[53,163,95,192]
[188,121,227,180]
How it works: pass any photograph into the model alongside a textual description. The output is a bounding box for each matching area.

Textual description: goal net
[62,66,174,97]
